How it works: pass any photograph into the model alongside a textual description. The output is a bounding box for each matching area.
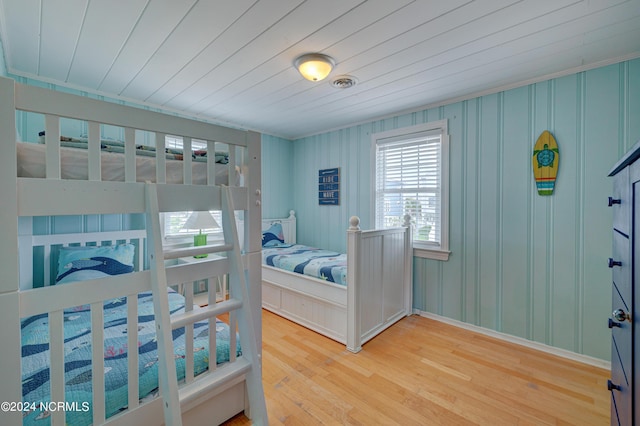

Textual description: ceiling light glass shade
[294,53,335,82]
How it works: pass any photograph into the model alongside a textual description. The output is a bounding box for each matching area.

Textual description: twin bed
[0,76,265,425]
[261,211,413,353]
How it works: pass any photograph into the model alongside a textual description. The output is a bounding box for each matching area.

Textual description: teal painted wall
[290,59,640,360]
[0,38,7,77]
[261,134,294,219]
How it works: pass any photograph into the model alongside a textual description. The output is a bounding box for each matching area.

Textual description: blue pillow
[56,244,135,284]
[262,222,285,247]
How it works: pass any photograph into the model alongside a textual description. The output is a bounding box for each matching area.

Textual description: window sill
[163,235,224,248]
[413,246,450,261]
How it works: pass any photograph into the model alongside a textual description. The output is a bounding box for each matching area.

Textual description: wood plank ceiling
[1,0,639,139]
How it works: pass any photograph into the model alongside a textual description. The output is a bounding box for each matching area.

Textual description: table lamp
[182,211,219,258]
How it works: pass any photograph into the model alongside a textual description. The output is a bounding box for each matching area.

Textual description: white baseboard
[414,310,611,370]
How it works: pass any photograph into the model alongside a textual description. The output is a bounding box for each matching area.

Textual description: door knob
[613,308,630,323]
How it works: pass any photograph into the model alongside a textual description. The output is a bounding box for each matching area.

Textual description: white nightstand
[176,255,228,306]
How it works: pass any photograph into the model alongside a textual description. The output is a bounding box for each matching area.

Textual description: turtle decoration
[532,130,559,196]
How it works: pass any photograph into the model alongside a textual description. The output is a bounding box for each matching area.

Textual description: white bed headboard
[18,229,147,290]
[262,210,296,244]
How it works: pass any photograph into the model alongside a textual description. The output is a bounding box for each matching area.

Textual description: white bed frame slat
[20,272,151,317]
[183,137,192,185]
[170,299,242,330]
[18,179,146,216]
[185,283,195,383]
[228,146,237,187]
[43,244,52,287]
[229,311,237,363]
[28,230,147,247]
[45,114,61,180]
[156,132,166,184]
[156,184,248,213]
[0,78,20,424]
[125,127,136,182]
[166,257,230,285]
[92,301,106,424]
[127,296,139,412]
[207,140,216,186]
[88,121,101,181]
[50,309,66,425]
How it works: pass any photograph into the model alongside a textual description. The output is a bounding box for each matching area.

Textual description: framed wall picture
[319,168,340,205]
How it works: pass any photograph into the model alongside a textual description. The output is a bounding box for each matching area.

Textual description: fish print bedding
[262,244,347,286]
[21,289,240,425]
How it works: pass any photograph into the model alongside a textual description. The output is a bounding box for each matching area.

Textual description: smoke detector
[331,75,358,89]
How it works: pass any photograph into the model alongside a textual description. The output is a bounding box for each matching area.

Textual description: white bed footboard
[261,212,412,353]
[346,215,413,353]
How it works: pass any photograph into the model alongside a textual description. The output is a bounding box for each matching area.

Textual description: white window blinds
[374,120,449,256]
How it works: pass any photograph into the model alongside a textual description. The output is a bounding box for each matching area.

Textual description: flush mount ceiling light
[294,53,335,82]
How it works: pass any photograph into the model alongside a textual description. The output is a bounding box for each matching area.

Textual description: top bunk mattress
[17,141,238,185]
[262,244,347,286]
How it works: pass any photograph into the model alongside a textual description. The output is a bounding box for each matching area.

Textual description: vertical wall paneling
[550,74,579,352]
[582,65,622,359]
[478,94,499,331]
[501,86,530,339]
[288,58,640,360]
[496,93,504,333]
[261,134,293,219]
[576,72,586,354]
[442,102,463,321]
[547,81,555,346]
[532,81,549,344]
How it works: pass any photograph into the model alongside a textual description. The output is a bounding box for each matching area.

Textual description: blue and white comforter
[262,244,347,286]
[21,290,240,425]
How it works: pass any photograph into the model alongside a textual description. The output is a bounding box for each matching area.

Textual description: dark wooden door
[608,169,632,425]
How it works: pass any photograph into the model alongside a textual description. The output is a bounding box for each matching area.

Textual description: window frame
[371,119,450,261]
[161,211,225,247]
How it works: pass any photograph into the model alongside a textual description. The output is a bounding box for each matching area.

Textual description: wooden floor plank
[223,311,610,425]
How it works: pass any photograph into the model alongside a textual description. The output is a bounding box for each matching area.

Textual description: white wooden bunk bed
[261,211,413,353]
[0,76,267,425]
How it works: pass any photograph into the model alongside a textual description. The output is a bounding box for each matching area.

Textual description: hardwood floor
[224,310,610,425]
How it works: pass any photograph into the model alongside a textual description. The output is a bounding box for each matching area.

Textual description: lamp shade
[294,53,335,82]
[182,211,219,231]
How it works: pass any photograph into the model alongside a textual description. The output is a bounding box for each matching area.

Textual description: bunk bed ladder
[145,183,267,425]
[219,185,268,424]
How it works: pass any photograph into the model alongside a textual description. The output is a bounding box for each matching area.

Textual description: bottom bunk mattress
[262,243,347,286]
[21,289,240,425]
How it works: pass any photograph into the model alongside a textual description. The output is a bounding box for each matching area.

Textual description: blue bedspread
[262,244,347,286]
[21,290,240,425]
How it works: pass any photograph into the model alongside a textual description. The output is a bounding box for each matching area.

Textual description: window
[165,135,208,151]
[163,210,223,239]
[372,119,450,260]
[162,136,223,243]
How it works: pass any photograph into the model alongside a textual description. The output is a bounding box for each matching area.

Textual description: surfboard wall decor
[532,130,559,196]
